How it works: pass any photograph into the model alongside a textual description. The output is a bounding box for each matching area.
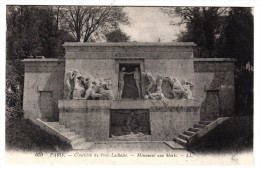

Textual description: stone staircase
[35,119,94,150]
[174,117,229,148]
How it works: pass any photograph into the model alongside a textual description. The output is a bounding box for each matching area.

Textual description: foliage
[105,29,130,42]
[223,8,253,116]
[6,6,130,117]
[162,7,253,61]
[6,117,72,151]
[6,6,76,117]
[59,6,129,42]
[6,60,23,118]
[162,7,254,116]
[162,7,228,57]
[234,68,253,116]
[222,8,253,66]
[6,6,76,60]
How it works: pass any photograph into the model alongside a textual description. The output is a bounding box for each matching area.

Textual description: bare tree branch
[59,6,128,42]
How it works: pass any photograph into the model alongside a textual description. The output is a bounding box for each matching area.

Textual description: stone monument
[22,42,235,142]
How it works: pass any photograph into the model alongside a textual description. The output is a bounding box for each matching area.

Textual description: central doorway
[119,63,141,99]
[109,109,151,141]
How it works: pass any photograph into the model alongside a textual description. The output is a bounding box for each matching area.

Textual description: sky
[119,7,185,42]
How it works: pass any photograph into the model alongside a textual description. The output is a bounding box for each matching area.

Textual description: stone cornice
[22,59,65,63]
[63,42,197,47]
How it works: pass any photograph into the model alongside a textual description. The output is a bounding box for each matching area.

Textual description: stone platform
[35,118,185,150]
[87,141,185,152]
[58,100,201,142]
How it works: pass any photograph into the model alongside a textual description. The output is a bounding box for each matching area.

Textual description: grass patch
[6,117,72,152]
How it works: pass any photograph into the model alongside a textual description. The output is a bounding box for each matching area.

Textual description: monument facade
[22,42,235,142]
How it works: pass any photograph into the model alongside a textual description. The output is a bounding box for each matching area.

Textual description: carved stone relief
[64,70,114,100]
[142,72,195,100]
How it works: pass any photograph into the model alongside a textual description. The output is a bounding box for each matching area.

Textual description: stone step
[179,134,190,141]
[184,131,196,136]
[73,142,95,150]
[45,122,60,126]
[46,122,66,128]
[67,134,81,140]
[60,131,76,138]
[174,137,187,146]
[188,127,201,132]
[199,121,212,125]
[55,124,66,129]
[194,124,206,129]
[46,122,78,138]
[71,137,86,146]
[45,122,67,130]
[56,127,71,133]
[36,119,88,150]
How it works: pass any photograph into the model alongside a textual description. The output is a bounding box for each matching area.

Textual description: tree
[59,6,129,42]
[6,6,75,117]
[162,7,228,57]
[222,8,254,116]
[6,61,24,118]
[105,29,130,42]
[163,7,254,116]
[223,8,253,66]
[6,6,76,60]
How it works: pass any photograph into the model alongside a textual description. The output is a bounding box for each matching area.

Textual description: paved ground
[76,141,186,153]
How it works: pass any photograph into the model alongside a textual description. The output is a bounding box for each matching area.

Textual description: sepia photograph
[1,0,258,166]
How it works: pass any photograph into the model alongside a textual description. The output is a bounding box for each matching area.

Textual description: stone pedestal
[58,100,200,141]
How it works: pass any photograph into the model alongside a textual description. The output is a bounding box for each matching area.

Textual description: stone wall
[194,58,236,120]
[63,42,196,99]
[58,100,200,141]
[65,59,118,97]
[59,100,110,141]
[144,58,195,83]
[22,59,65,121]
[148,100,200,141]
[22,43,236,125]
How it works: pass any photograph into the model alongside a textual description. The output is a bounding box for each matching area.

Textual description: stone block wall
[144,58,195,83]
[194,58,236,120]
[149,100,200,141]
[58,100,200,141]
[22,43,236,127]
[22,59,65,121]
[59,100,111,141]
[63,42,196,99]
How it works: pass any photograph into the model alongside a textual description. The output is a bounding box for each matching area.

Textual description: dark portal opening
[109,109,151,138]
[119,64,141,99]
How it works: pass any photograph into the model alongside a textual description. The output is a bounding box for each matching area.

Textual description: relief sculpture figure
[64,69,80,100]
[118,67,131,99]
[181,78,195,100]
[129,67,141,99]
[142,72,156,95]
[84,78,94,100]
[125,111,139,135]
[145,75,165,100]
[64,70,114,100]
[167,76,194,100]
[72,74,85,99]
[168,77,185,99]
[84,77,114,100]
[98,80,114,100]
